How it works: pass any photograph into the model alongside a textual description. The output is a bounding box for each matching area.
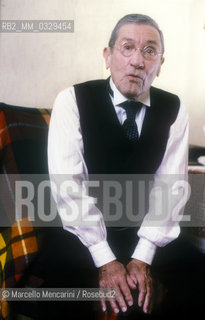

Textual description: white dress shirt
[48,78,189,267]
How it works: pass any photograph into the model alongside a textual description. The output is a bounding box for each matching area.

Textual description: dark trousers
[11,227,205,319]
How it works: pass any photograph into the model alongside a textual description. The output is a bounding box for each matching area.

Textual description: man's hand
[126,259,153,314]
[98,260,135,314]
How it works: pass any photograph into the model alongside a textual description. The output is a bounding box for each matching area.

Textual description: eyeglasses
[114,42,163,61]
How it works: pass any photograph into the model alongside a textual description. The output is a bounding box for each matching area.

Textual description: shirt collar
[109,77,150,107]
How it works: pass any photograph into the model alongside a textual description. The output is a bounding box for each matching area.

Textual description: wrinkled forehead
[116,23,162,49]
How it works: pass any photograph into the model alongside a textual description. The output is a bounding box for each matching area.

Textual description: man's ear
[157,56,165,77]
[103,47,111,69]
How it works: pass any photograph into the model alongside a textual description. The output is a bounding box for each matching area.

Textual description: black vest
[74,79,180,175]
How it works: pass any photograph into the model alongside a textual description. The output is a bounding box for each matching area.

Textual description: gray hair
[108,14,165,54]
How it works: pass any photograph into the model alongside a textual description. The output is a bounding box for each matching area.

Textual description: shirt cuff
[131,238,157,265]
[88,241,116,267]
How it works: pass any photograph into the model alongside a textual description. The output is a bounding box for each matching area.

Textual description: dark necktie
[119,100,142,143]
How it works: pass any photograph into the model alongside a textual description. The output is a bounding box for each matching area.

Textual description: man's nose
[130,48,145,68]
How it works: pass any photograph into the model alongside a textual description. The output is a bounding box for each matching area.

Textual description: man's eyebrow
[145,40,160,47]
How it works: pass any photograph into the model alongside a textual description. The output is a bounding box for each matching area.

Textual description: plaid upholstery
[0,103,50,174]
[0,103,51,319]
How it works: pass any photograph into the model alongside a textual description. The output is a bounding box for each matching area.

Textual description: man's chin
[121,80,143,98]
[122,88,142,100]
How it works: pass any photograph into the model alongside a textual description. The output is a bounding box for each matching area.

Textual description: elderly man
[48,14,188,317]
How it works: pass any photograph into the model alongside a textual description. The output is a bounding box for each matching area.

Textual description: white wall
[0,0,204,146]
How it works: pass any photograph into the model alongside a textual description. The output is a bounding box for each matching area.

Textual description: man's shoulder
[150,86,181,123]
[150,86,180,103]
[74,79,107,90]
[74,79,106,86]
[54,80,106,104]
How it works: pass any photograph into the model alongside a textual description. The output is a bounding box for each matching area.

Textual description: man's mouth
[127,74,143,81]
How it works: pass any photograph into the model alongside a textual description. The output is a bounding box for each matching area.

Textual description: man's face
[104,23,164,99]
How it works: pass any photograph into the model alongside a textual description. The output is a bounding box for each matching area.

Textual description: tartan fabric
[0,103,51,319]
[0,103,50,174]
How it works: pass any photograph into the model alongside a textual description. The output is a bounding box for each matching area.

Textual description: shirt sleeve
[48,87,116,267]
[132,101,189,264]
